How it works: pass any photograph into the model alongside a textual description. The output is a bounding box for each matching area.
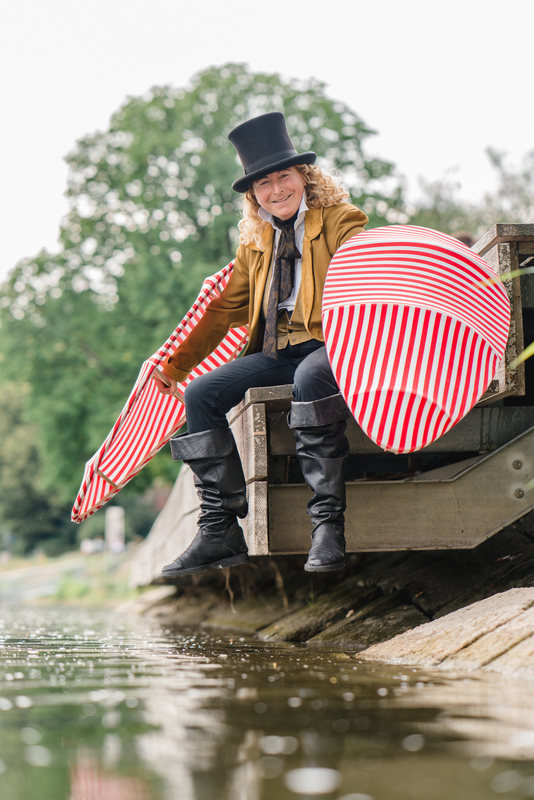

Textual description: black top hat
[228,112,316,193]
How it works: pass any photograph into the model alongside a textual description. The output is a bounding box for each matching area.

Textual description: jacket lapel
[247,228,274,346]
[301,207,324,325]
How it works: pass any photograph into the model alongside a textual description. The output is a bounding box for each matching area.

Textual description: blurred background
[0,0,532,560]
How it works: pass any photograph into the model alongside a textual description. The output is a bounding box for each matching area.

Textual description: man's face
[253,167,305,220]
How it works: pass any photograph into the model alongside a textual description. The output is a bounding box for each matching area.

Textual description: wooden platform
[230,388,534,555]
[227,223,534,555]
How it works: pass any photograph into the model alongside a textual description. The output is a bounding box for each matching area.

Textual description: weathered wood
[202,590,306,634]
[473,223,534,258]
[231,402,267,484]
[357,587,534,666]
[258,580,379,642]
[268,425,534,552]
[269,406,534,456]
[483,632,534,678]
[133,222,534,569]
[227,385,294,424]
[503,243,525,395]
[241,480,269,556]
[476,242,525,402]
[308,593,429,649]
[441,604,534,670]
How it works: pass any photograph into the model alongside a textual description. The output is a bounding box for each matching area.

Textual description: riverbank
[134,511,534,661]
[0,549,144,606]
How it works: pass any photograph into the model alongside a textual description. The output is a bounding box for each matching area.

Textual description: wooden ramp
[358,587,534,678]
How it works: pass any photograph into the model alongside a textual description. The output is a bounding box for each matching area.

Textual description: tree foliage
[408,148,534,239]
[0,63,403,535]
[0,383,74,555]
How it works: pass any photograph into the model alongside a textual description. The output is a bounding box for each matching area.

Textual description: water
[1,606,534,799]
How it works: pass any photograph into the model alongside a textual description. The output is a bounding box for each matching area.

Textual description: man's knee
[293,348,338,402]
[183,373,213,410]
[293,362,318,400]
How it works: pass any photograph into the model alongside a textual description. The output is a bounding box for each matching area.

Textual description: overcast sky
[1,0,531,284]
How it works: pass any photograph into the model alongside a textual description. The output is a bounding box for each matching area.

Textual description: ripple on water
[0,606,533,800]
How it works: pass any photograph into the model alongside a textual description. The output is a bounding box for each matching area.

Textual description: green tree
[0,383,73,555]
[480,147,534,224]
[408,148,534,239]
[1,63,404,514]
[407,171,488,238]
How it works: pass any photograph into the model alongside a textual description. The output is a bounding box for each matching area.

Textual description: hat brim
[232,152,317,193]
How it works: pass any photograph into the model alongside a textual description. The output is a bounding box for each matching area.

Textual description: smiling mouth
[274,195,291,203]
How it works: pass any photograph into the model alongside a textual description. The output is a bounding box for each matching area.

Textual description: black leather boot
[160,428,249,578]
[289,393,350,572]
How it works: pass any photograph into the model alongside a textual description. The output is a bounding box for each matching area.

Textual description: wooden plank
[504,243,525,395]
[269,482,468,552]
[441,604,534,670]
[268,424,534,552]
[477,242,525,402]
[473,223,534,257]
[230,403,267,484]
[227,385,293,425]
[356,587,534,666]
[308,594,429,649]
[268,406,534,456]
[241,480,269,556]
[482,632,534,678]
[259,579,380,642]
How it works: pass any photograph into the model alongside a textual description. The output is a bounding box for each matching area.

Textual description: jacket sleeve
[161,247,251,383]
[324,204,369,255]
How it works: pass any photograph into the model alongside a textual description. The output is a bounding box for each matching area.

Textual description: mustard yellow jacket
[162,202,368,383]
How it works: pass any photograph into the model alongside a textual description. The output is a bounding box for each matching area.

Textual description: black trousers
[184,340,340,434]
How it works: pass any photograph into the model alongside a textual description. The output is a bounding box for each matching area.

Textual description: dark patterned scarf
[262,211,301,359]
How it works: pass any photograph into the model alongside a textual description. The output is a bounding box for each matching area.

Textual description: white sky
[1,0,531,284]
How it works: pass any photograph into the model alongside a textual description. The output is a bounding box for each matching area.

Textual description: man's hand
[153,370,179,396]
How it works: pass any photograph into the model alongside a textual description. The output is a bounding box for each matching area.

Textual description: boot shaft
[290,393,350,529]
[170,428,248,521]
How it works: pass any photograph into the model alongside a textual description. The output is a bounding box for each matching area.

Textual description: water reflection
[1,607,534,799]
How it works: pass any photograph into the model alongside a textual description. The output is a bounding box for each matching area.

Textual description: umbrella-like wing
[322,226,510,453]
[71,262,248,522]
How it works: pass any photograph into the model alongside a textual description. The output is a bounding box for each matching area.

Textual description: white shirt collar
[258,192,308,230]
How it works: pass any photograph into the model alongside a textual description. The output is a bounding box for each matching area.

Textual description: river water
[1,606,534,800]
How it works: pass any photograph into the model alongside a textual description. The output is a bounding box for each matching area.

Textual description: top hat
[228,112,316,193]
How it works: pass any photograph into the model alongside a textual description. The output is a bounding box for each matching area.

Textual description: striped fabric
[322,226,510,454]
[72,262,248,523]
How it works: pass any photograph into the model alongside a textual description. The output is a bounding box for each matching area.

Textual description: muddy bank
[132,511,534,654]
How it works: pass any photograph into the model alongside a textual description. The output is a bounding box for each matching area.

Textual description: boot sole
[304,560,345,573]
[162,552,249,578]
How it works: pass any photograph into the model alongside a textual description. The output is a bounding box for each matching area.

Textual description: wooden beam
[268,406,534,456]
[267,425,534,553]
[473,223,534,257]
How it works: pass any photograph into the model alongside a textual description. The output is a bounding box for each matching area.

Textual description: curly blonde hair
[238,164,350,247]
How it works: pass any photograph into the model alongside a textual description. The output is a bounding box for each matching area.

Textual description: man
[155,112,368,576]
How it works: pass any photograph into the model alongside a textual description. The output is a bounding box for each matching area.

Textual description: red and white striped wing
[72,262,248,522]
[322,226,510,454]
